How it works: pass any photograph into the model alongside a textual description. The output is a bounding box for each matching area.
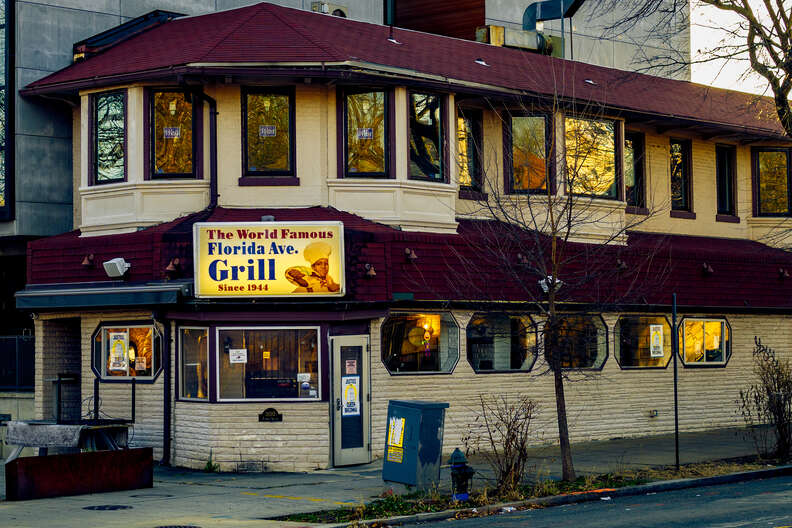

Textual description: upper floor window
[457,107,482,192]
[243,87,294,176]
[716,144,736,216]
[381,313,459,374]
[408,92,445,182]
[151,90,196,178]
[565,116,618,199]
[344,89,388,177]
[92,91,126,184]
[91,322,163,381]
[670,138,692,212]
[625,131,645,209]
[754,147,791,216]
[679,317,731,367]
[506,114,549,193]
[466,313,537,373]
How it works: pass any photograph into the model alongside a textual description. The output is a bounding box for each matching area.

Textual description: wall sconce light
[103,257,130,278]
[81,254,94,268]
[702,263,714,275]
[364,263,376,278]
[165,258,181,273]
[405,248,418,261]
[616,258,628,271]
[780,268,790,279]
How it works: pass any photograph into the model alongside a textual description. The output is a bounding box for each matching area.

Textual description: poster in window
[163,127,181,139]
[108,332,129,372]
[356,128,373,140]
[259,125,277,137]
[135,357,147,371]
[650,324,664,358]
[341,375,360,416]
[229,348,248,364]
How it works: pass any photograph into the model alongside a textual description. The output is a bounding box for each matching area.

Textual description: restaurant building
[16,3,792,471]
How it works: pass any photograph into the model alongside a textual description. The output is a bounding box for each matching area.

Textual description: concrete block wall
[369,312,792,458]
[33,316,81,420]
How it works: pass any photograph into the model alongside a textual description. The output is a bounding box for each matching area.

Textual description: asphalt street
[402,476,792,528]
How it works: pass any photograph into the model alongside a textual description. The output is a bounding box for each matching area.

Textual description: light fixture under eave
[81,253,94,267]
[404,248,418,261]
[779,268,790,279]
[364,263,377,278]
[103,257,131,278]
[475,58,490,66]
[584,79,597,85]
[702,262,714,275]
[165,257,182,274]
[387,36,402,45]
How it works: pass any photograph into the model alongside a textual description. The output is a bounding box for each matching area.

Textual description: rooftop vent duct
[523,0,585,31]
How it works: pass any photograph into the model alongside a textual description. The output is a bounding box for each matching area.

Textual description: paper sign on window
[229,349,248,364]
[108,332,129,372]
[164,127,181,139]
[387,417,405,448]
[135,357,147,371]
[650,325,664,358]
[259,125,277,137]
[341,376,360,416]
[356,128,373,140]
[345,359,357,375]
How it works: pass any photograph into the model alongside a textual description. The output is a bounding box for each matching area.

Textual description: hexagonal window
[679,317,731,367]
[466,313,537,373]
[545,315,608,370]
[614,316,672,369]
[381,313,459,374]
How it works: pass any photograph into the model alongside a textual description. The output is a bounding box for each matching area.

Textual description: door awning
[16,280,192,310]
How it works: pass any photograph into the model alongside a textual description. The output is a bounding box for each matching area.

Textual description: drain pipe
[157,315,172,466]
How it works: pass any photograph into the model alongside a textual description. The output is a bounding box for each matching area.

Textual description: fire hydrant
[449,448,475,501]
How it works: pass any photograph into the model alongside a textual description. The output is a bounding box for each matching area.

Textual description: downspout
[157,314,172,466]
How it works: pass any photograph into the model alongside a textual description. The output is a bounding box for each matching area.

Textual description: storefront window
[91,322,162,381]
[244,88,294,175]
[614,316,672,368]
[180,327,208,400]
[345,90,387,176]
[408,92,444,181]
[93,91,125,184]
[565,116,617,199]
[151,90,194,177]
[381,313,459,374]
[546,315,607,370]
[679,318,731,366]
[217,327,319,400]
[466,313,537,372]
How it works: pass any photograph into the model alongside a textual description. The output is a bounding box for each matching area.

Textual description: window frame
[678,317,732,368]
[716,143,738,220]
[466,313,538,374]
[147,88,200,180]
[548,314,609,371]
[752,146,792,217]
[339,87,392,179]
[563,115,622,201]
[624,130,647,213]
[614,315,673,370]
[214,325,322,402]
[456,106,484,199]
[670,137,694,217]
[407,91,449,183]
[90,89,127,186]
[90,321,163,383]
[177,326,209,402]
[240,86,297,184]
[380,312,460,376]
[503,112,554,195]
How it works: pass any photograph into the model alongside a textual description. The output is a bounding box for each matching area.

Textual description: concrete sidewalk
[0,427,761,528]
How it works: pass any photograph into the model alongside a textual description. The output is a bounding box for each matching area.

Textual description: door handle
[336,398,341,411]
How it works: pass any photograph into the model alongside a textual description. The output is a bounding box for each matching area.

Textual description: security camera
[103,257,131,278]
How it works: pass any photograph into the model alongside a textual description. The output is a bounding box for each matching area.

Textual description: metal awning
[15,280,192,310]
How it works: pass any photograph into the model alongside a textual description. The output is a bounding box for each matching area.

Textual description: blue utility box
[382,400,449,488]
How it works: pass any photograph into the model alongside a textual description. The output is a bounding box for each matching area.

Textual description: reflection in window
[756,149,790,215]
[245,91,292,174]
[615,316,671,368]
[92,323,161,380]
[670,139,691,211]
[466,314,536,372]
[345,91,386,176]
[680,318,730,366]
[716,145,736,215]
[409,93,443,181]
[547,316,607,369]
[94,92,125,183]
[180,328,208,400]
[625,132,645,208]
[218,328,319,400]
[565,117,617,198]
[457,108,482,189]
[152,91,193,176]
[511,115,547,192]
[381,313,459,374]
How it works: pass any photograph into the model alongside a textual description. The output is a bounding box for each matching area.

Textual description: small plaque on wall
[259,408,283,422]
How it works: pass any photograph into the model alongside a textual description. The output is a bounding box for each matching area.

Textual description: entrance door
[332,335,370,466]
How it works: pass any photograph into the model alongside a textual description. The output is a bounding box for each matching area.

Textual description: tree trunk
[553,365,576,481]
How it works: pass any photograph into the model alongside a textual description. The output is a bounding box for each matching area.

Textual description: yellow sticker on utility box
[386,446,404,464]
[387,417,405,448]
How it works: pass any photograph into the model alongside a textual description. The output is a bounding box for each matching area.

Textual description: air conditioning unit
[311,2,348,18]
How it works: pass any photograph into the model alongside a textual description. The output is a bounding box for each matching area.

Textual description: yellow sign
[386,446,404,464]
[194,222,345,298]
[388,417,405,448]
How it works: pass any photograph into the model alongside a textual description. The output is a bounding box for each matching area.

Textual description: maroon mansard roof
[23,2,786,139]
[25,207,792,311]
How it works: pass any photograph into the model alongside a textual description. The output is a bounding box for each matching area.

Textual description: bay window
[344,89,388,177]
[457,107,482,192]
[506,114,549,193]
[151,90,196,178]
[565,116,618,199]
[408,92,445,181]
[243,87,294,177]
[625,131,645,209]
[92,90,126,184]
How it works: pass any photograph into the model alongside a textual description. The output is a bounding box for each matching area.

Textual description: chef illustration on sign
[285,241,341,293]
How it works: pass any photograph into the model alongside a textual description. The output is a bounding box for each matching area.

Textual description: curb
[323,464,792,527]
